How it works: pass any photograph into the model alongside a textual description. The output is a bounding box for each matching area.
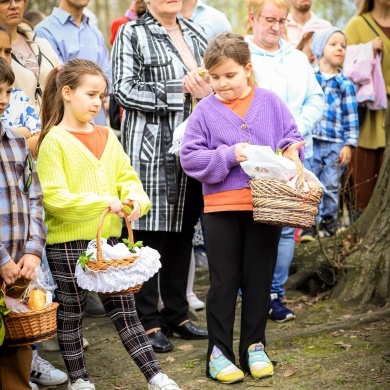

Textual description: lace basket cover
[75,239,161,293]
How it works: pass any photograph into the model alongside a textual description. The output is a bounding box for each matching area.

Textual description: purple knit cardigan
[180,87,305,195]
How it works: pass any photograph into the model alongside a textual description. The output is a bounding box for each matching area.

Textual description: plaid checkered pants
[46,239,161,382]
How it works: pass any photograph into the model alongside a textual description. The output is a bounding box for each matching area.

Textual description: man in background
[34,0,111,127]
[286,0,331,47]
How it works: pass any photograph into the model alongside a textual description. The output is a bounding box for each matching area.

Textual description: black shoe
[321,216,336,236]
[163,321,208,340]
[300,226,317,242]
[147,330,173,353]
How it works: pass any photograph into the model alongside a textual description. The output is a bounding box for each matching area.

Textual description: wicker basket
[249,154,323,229]
[2,283,59,346]
[85,207,142,295]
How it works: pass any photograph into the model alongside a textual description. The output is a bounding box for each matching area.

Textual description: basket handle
[1,281,6,296]
[285,153,305,193]
[95,204,133,264]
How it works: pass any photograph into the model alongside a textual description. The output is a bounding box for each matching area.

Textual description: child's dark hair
[37,59,109,152]
[0,57,15,85]
[204,32,257,88]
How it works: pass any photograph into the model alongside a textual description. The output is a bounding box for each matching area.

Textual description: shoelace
[33,356,55,373]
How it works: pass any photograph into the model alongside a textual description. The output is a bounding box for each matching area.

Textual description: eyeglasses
[259,15,289,27]
[23,154,33,192]
[0,0,24,6]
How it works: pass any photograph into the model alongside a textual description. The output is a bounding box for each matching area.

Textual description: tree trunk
[289,110,390,306]
[333,141,390,305]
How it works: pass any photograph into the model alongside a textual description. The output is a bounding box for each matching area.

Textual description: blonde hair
[37,59,108,152]
[204,32,257,88]
[245,0,291,34]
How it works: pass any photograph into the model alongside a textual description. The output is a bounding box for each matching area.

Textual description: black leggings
[204,211,281,372]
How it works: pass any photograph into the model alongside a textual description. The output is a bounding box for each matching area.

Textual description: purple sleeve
[275,99,305,161]
[180,109,239,184]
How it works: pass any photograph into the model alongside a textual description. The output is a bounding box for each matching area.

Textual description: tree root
[268,306,390,343]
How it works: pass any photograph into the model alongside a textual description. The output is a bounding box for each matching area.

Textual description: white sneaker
[42,336,89,351]
[148,374,182,389]
[187,293,205,310]
[29,381,38,390]
[68,378,95,390]
[30,355,68,386]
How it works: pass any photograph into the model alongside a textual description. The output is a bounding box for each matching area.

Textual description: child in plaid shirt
[302,27,359,240]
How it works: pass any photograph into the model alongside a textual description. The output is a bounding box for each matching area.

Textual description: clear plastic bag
[241,145,325,190]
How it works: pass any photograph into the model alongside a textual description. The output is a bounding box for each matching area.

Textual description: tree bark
[290,110,390,306]
[333,137,390,305]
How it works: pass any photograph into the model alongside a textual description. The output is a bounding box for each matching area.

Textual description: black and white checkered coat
[112,11,207,232]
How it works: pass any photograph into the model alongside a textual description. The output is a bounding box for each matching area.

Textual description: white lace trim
[75,246,161,293]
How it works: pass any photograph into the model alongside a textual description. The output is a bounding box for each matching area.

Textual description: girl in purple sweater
[180,32,305,385]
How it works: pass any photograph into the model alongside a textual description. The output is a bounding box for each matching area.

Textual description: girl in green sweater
[36,59,182,390]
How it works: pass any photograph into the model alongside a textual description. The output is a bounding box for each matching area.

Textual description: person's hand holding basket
[242,143,324,229]
[75,202,161,296]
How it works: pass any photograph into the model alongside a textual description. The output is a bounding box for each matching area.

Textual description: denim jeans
[271,158,313,298]
[312,140,343,221]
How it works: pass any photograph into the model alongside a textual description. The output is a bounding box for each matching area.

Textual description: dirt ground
[38,267,390,390]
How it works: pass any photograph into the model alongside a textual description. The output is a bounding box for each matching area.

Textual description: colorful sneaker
[209,346,244,384]
[68,378,95,390]
[187,292,205,310]
[248,343,274,379]
[30,355,68,386]
[148,373,182,389]
[300,227,317,242]
[268,293,296,322]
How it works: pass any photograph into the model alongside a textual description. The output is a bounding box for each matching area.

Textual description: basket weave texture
[2,283,59,346]
[249,154,323,229]
[85,207,142,295]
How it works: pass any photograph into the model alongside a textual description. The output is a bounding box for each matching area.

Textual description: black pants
[134,176,203,330]
[204,211,281,373]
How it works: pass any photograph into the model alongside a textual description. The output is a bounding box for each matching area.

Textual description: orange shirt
[204,188,253,213]
[221,86,255,119]
[204,88,255,213]
[69,124,108,160]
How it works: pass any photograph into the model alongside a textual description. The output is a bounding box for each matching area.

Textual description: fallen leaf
[176,344,194,351]
[165,356,175,364]
[308,346,315,349]
[334,341,352,350]
[283,369,297,377]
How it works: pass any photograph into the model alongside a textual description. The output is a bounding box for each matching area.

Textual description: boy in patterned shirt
[0,58,47,389]
[301,27,359,241]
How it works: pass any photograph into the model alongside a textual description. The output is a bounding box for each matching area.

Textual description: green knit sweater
[37,126,151,245]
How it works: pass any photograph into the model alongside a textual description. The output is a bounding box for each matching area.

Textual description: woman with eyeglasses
[243,0,324,322]
[0,0,60,114]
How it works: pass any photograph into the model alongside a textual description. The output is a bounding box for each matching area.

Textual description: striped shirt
[0,125,46,267]
[313,70,359,147]
[112,11,207,232]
